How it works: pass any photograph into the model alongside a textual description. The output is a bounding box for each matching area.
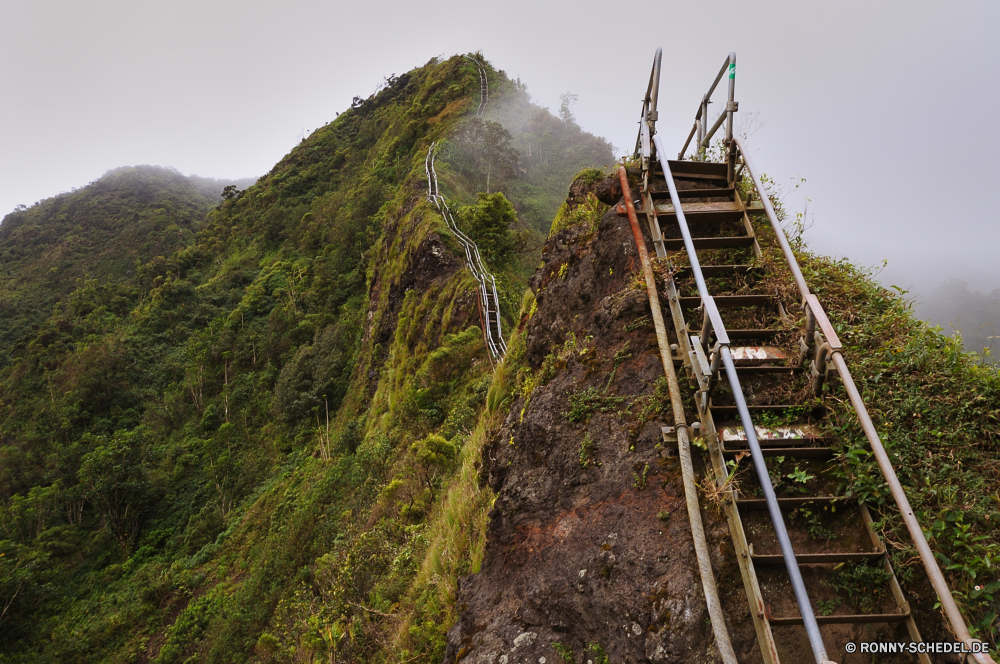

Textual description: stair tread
[769,612,910,626]
[712,404,816,412]
[722,446,832,459]
[658,201,741,213]
[617,201,743,219]
[652,171,728,182]
[650,186,734,199]
[684,328,779,339]
[676,265,764,278]
[665,159,729,176]
[752,551,884,565]
[720,424,823,442]
[733,366,805,374]
[736,496,847,509]
[729,346,791,363]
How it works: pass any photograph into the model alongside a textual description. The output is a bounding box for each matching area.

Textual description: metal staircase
[624,48,994,664]
[422,57,507,362]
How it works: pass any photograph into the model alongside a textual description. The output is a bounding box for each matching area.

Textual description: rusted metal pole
[618,167,739,664]
[725,53,736,145]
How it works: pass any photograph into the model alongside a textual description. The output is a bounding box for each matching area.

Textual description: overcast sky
[2,0,997,298]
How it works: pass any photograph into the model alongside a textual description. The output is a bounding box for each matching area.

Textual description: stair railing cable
[728,135,996,664]
[425,144,507,359]
[646,130,834,664]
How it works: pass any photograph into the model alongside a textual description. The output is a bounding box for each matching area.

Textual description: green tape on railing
[729,62,735,79]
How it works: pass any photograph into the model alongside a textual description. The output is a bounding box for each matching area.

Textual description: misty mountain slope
[435,83,615,235]
[914,278,1000,357]
[0,166,249,367]
[0,53,618,664]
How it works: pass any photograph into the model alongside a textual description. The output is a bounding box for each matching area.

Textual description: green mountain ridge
[0,54,612,662]
[0,166,253,367]
[1,50,998,664]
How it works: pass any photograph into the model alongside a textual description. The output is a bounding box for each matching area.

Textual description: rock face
[445,176,747,663]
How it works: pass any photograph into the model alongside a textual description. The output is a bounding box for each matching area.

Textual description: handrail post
[638,49,662,169]
[698,98,708,159]
[725,53,737,182]
[653,134,830,664]
[725,53,736,145]
[649,48,661,136]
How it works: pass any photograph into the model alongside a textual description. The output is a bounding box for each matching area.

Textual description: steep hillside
[0,167,251,367]
[0,54,612,663]
[445,173,1000,661]
[7,50,990,664]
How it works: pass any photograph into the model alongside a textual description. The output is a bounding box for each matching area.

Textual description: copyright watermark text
[844,641,990,654]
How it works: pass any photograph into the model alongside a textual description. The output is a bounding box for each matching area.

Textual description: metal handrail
[617,167,739,664]
[464,56,489,119]
[678,52,737,160]
[634,48,663,171]
[651,132,832,664]
[730,135,995,664]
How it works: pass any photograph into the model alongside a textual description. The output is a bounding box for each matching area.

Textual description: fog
[2,0,996,344]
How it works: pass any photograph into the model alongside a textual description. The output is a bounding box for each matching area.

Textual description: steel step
[726,328,780,340]
[724,438,815,448]
[653,172,729,184]
[723,446,832,459]
[729,346,791,364]
[679,294,775,309]
[711,404,818,417]
[657,200,741,213]
[684,326,778,341]
[616,200,740,220]
[675,265,764,279]
[653,199,768,216]
[650,186,734,199]
[665,159,729,177]
[660,210,744,225]
[662,236,755,250]
[736,496,848,510]
[751,551,884,565]
[733,365,805,375]
[720,424,823,442]
[769,612,910,626]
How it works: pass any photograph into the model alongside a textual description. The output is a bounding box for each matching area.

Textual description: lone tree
[457,192,526,271]
[450,118,519,192]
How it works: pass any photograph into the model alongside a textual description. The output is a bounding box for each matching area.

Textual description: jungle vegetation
[0,54,612,662]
